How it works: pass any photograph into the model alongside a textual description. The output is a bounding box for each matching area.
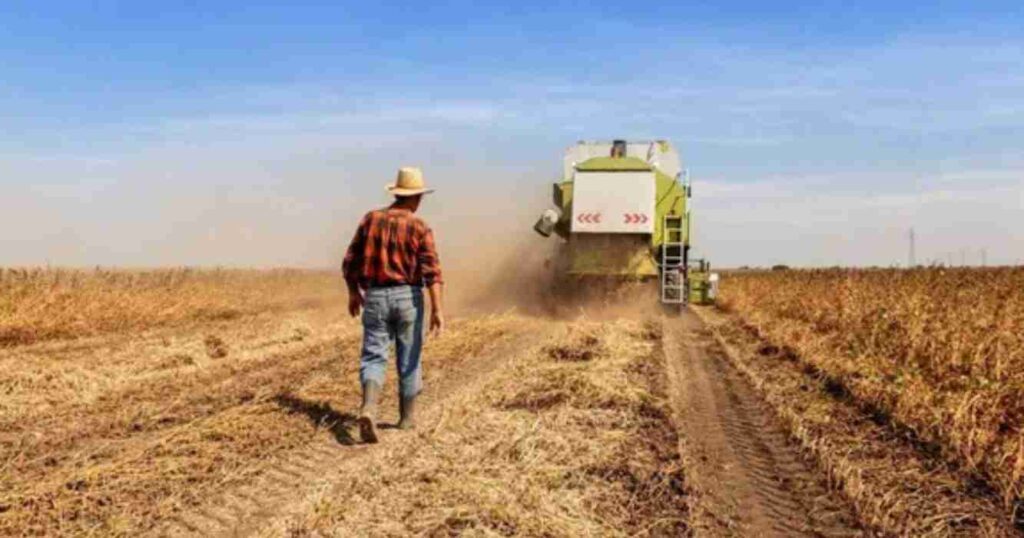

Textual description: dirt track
[664,312,861,537]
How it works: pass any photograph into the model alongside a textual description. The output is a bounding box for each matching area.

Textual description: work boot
[357,381,381,443]
[398,395,417,430]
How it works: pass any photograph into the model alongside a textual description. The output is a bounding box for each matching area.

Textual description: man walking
[342,167,444,444]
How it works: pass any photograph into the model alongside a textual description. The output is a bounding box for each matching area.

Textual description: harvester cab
[533,139,716,308]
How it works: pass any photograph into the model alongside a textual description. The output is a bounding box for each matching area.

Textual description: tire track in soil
[153,322,555,538]
[664,311,863,537]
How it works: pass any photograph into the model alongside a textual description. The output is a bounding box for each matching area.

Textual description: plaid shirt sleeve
[417,224,443,286]
[341,213,369,288]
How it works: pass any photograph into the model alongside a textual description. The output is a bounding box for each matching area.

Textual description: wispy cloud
[696,166,1024,266]
[155,100,510,134]
[3,25,1024,267]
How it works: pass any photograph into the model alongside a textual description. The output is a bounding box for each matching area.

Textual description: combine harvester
[533,139,716,309]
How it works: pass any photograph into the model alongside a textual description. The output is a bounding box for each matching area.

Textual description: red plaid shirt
[342,207,443,289]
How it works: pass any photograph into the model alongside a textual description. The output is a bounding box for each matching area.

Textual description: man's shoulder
[360,208,390,222]
[363,208,431,231]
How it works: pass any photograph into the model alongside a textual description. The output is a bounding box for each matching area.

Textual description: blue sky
[2,1,1023,267]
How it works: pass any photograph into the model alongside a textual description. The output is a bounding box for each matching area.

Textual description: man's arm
[342,215,369,317]
[427,281,444,335]
[418,226,444,334]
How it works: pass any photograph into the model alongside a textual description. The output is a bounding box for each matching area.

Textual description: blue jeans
[359,285,424,398]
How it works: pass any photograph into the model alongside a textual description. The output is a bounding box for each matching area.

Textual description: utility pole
[981,248,987,267]
[908,228,916,268]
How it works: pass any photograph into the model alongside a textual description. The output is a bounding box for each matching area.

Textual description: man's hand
[430,310,445,336]
[348,288,364,318]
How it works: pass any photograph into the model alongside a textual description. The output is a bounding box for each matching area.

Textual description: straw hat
[387,167,434,197]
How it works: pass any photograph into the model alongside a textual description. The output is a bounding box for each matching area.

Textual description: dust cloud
[4,146,658,319]
[421,187,661,320]
[420,184,559,317]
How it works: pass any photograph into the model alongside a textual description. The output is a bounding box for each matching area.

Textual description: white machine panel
[571,171,655,234]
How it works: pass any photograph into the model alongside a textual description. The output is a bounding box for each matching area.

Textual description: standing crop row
[719,268,1024,510]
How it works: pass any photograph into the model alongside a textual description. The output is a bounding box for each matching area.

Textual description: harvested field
[2,268,1021,536]
[260,319,688,537]
[0,268,345,346]
[0,270,536,535]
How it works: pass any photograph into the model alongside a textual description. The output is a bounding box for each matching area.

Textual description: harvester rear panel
[534,139,715,305]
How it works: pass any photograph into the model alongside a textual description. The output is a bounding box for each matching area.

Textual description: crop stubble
[270,318,689,537]
[0,269,537,536]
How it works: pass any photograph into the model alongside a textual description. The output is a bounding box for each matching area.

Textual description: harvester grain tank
[533,140,715,306]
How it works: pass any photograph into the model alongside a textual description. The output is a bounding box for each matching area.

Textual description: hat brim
[387,185,434,196]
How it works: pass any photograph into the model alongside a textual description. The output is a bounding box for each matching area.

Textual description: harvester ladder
[661,214,687,305]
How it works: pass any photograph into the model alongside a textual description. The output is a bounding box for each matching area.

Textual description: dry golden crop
[718,267,1024,510]
[0,268,345,346]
